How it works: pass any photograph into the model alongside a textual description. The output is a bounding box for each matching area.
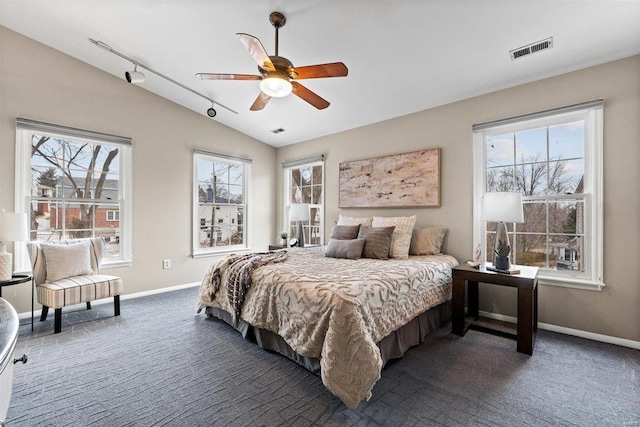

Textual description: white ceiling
[1,1,639,148]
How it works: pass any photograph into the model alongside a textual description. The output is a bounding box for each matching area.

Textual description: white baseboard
[479,310,640,350]
[17,284,639,350]
[18,281,201,320]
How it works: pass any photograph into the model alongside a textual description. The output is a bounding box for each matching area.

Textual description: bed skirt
[205,300,451,374]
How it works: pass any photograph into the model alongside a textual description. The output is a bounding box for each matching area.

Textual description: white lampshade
[0,212,29,242]
[481,192,524,223]
[289,203,310,222]
[260,76,293,98]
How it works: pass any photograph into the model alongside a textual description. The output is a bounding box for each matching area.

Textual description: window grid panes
[284,163,323,246]
[28,134,124,260]
[475,106,603,288]
[194,153,249,254]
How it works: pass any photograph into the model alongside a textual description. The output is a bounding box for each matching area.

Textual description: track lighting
[125,64,145,84]
[89,38,237,116]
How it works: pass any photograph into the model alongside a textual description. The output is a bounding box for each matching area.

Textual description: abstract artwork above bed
[339,148,441,208]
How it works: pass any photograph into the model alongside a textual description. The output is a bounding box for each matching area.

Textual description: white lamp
[0,211,29,281]
[260,75,293,98]
[289,203,310,247]
[481,192,524,268]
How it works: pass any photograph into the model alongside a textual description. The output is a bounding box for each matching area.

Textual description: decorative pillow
[409,227,448,255]
[371,215,417,259]
[41,240,93,283]
[337,214,373,228]
[358,226,395,259]
[330,224,361,240]
[324,238,366,260]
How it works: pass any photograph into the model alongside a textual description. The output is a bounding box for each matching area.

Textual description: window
[106,210,119,221]
[473,100,603,290]
[193,150,250,256]
[282,155,324,246]
[15,118,132,268]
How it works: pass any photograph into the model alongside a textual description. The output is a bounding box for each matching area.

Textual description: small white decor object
[0,211,29,281]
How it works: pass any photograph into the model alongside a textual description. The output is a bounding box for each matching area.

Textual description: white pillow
[371,215,417,259]
[41,240,93,283]
[337,214,373,228]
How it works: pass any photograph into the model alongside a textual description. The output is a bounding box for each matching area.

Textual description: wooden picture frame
[339,148,441,208]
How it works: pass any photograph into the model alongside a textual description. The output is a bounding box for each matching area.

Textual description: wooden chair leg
[86,301,92,310]
[114,295,120,316]
[54,308,62,334]
[40,306,49,321]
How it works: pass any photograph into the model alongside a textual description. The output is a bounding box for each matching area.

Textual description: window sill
[192,248,252,259]
[102,260,132,269]
[538,274,605,291]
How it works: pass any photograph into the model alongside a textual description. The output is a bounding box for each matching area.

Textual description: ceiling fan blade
[236,33,276,72]
[250,92,272,111]
[292,62,348,79]
[292,82,330,110]
[196,73,261,81]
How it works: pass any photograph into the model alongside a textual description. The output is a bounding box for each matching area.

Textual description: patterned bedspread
[197,246,459,408]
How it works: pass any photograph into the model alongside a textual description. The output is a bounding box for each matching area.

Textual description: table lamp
[481,192,524,269]
[0,211,29,281]
[289,203,310,248]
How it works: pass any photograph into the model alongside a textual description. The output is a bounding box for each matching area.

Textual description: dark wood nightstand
[452,263,539,355]
[268,245,288,250]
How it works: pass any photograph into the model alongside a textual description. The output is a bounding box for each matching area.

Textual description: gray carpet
[6,286,640,427]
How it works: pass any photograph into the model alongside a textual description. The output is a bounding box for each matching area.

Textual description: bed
[197,246,458,408]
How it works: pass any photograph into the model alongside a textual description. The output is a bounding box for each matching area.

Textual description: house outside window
[14,118,132,269]
[282,155,324,246]
[193,150,250,256]
[472,100,603,290]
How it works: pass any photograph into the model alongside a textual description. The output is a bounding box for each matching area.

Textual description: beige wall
[276,55,640,342]
[0,26,277,314]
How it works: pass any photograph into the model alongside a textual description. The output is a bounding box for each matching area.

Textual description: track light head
[125,64,145,84]
[207,107,217,118]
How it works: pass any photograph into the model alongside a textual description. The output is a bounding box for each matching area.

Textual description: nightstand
[451,263,538,354]
[268,245,288,250]
[0,274,34,331]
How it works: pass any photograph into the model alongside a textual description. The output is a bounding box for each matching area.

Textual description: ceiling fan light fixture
[259,75,292,97]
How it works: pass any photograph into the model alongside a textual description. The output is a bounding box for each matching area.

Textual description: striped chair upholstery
[27,237,123,333]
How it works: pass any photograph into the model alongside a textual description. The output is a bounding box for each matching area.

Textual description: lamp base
[296,221,305,248]
[493,221,511,269]
[0,251,12,282]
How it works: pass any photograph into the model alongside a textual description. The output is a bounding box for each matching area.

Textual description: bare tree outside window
[484,122,585,272]
[30,134,121,255]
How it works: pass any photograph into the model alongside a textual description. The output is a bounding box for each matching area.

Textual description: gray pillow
[330,224,361,240]
[325,238,366,259]
[358,226,395,259]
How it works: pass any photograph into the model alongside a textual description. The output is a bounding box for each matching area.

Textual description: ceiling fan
[196,12,348,111]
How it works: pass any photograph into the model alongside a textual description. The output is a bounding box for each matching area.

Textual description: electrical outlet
[163,259,171,269]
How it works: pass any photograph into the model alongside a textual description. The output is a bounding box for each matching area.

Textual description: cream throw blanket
[198,247,458,408]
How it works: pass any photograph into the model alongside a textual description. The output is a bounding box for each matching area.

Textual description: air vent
[271,128,286,134]
[509,37,553,61]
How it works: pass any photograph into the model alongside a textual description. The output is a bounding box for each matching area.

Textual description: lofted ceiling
[1,1,639,148]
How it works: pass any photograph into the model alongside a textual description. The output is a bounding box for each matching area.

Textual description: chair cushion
[36,275,123,309]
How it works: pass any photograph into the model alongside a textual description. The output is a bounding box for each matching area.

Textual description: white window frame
[192,150,251,257]
[14,118,132,270]
[472,100,604,290]
[282,155,325,246]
